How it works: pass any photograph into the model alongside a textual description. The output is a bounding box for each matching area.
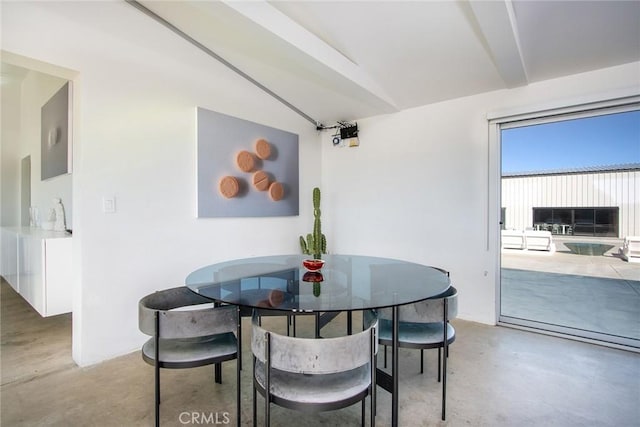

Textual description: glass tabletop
[185,254,451,312]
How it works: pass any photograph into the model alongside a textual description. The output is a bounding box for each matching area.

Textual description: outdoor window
[532,207,618,236]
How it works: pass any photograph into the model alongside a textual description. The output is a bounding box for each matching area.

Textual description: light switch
[103,196,116,213]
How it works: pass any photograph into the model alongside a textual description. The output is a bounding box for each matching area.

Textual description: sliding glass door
[498,106,640,349]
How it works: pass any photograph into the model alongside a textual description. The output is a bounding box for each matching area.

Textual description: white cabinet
[1,227,72,317]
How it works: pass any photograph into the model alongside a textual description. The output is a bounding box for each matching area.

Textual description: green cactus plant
[299,187,327,259]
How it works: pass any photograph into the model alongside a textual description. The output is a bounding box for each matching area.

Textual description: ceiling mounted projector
[340,123,358,139]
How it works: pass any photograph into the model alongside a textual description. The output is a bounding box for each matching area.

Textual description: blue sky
[501,110,640,174]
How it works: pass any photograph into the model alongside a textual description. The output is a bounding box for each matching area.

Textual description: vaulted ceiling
[129,0,640,126]
[14,1,640,127]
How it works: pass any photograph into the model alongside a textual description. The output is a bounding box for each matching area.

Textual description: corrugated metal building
[501,164,640,238]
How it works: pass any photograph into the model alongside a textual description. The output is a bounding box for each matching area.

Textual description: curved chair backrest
[139,286,237,339]
[252,311,378,374]
[378,286,458,323]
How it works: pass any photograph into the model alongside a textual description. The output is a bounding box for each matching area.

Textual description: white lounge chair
[524,230,556,253]
[501,229,556,253]
[501,229,526,250]
[619,236,640,263]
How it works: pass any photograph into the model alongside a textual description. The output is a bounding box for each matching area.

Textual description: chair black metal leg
[371,395,376,427]
[442,351,447,421]
[238,315,243,371]
[392,306,399,427]
[384,345,387,368]
[361,399,365,427]
[252,384,257,427]
[265,395,270,427]
[420,349,424,374]
[371,333,377,421]
[373,355,377,418]
[442,299,448,420]
[215,362,222,384]
[293,315,297,337]
[437,347,442,383]
[155,360,160,405]
[155,365,160,427]
[371,361,377,426]
[265,334,271,427]
[236,358,241,426]
[154,312,160,427]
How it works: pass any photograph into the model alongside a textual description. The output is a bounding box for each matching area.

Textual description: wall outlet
[103,196,116,213]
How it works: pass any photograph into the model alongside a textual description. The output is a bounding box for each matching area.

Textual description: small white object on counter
[53,198,67,231]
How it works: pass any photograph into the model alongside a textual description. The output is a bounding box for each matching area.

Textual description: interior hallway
[1,279,639,426]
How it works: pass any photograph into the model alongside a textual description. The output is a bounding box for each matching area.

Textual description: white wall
[321,62,640,325]
[2,1,320,366]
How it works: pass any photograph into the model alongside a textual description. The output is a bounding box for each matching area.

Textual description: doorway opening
[496,104,640,350]
[1,55,77,371]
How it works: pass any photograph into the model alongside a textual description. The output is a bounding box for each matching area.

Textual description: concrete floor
[1,280,640,427]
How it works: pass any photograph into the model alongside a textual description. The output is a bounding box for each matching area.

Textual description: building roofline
[502,163,640,178]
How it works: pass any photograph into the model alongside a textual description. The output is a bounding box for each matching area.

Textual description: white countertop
[1,227,71,239]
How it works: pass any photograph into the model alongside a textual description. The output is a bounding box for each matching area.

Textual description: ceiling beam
[221,0,398,113]
[468,0,528,88]
[127,0,321,126]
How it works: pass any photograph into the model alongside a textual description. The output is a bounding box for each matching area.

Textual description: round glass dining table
[185,254,450,312]
[185,254,451,426]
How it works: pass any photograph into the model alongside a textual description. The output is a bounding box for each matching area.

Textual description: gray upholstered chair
[251,310,378,426]
[374,285,458,420]
[139,287,240,427]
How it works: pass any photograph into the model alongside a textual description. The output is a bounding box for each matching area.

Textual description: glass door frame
[487,92,640,351]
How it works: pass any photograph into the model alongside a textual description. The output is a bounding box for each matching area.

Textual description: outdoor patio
[501,236,640,345]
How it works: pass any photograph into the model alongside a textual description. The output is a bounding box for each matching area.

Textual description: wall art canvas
[41,81,72,180]
[197,107,299,217]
